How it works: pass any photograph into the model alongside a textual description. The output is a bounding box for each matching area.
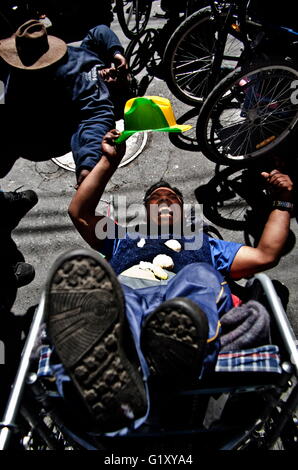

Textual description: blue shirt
[102,235,243,277]
[208,237,243,275]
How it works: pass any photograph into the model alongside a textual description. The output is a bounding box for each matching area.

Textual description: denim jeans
[121,262,232,381]
[52,262,232,436]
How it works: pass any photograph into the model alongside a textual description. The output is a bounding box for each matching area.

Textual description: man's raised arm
[68,129,126,251]
[230,170,294,279]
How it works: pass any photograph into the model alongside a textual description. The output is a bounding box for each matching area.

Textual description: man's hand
[261,169,294,201]
[99,67,118,84]
[113,53,128,75]
[102,129,126,163]
[99,59,129,88]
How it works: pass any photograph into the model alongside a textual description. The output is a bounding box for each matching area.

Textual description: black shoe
[0,189,38,230]
[46,248,147,432]
[141,298,209,383]
[13,262,35,288]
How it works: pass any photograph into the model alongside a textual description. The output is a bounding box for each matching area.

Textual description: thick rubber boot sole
[46,248,147,432]
[141,297,209,382]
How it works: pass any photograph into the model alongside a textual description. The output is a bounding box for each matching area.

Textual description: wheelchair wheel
[125,28,161,76]
[196,58,298,165]
[116,0,152,39]
[18,398,89,451]
[21,421,75,450]
[163,6,245,106]
[194,165,270,232]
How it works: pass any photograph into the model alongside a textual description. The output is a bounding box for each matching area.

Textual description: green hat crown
[115,96,192,143]
[125,97,169,131]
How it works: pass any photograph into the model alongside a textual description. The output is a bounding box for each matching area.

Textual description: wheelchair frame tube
[255,273,298,376]
[0,292,46,450]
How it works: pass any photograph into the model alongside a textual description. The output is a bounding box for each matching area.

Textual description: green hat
[115,96,192,143]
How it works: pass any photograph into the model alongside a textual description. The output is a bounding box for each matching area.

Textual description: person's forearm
[69,156,117,219]
[69,129,124,250]
[256,185,293,263]
[230,170,294,279]
[230,207,292,279]
[68,156,118,250]
[256,208,291,263]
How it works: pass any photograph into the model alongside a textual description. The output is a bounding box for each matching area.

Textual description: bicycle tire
[196,57,298,165]
[163,6,247,106]
[116,0,152,39]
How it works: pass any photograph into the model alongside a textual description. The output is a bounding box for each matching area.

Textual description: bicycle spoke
[174,56,212,71]
[206,65,298,159]
[211,117,258,155]
[171,24,217,100]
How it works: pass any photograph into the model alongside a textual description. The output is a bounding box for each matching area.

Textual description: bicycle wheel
[163,6,246,106]
[196,58,298,165]
[125,28,161,76]
[116,0,152,39]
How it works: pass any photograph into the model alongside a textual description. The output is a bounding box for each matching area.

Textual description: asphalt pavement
[1,2,297,337]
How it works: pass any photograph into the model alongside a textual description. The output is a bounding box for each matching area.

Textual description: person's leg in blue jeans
[120,263,226,384]
[164,262,233,375]
[138,263,233,379]
[164,263,233,340]
[46,249,149,435]
[121,282,169,379]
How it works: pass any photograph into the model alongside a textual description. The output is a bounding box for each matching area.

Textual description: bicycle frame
[202,0,298,94]
[206,1,250,85]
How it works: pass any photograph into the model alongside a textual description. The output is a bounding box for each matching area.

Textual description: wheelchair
[0,271,297,452]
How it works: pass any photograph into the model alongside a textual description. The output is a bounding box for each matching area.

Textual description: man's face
[145,187,183,228]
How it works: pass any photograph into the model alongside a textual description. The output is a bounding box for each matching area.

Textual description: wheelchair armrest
[254,273,298,376]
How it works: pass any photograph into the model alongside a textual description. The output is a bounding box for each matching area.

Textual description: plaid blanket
[215,345,282,373]
[37,346,55,377]
[37,344,282,378]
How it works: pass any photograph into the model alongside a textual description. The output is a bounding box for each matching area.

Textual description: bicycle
[115,0,153,39]
[162,0,297,107]
[124,4,206,95]
[163,0,255,106]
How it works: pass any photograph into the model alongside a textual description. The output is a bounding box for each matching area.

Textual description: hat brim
[0,35,67,69]
[115,124,192,144]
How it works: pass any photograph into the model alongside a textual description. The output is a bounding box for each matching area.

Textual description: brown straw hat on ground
[0,19,67,70]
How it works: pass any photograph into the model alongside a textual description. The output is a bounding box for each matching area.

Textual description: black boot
[141,297,209,383]
[45,248,147,432]
[0,189,38,231]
